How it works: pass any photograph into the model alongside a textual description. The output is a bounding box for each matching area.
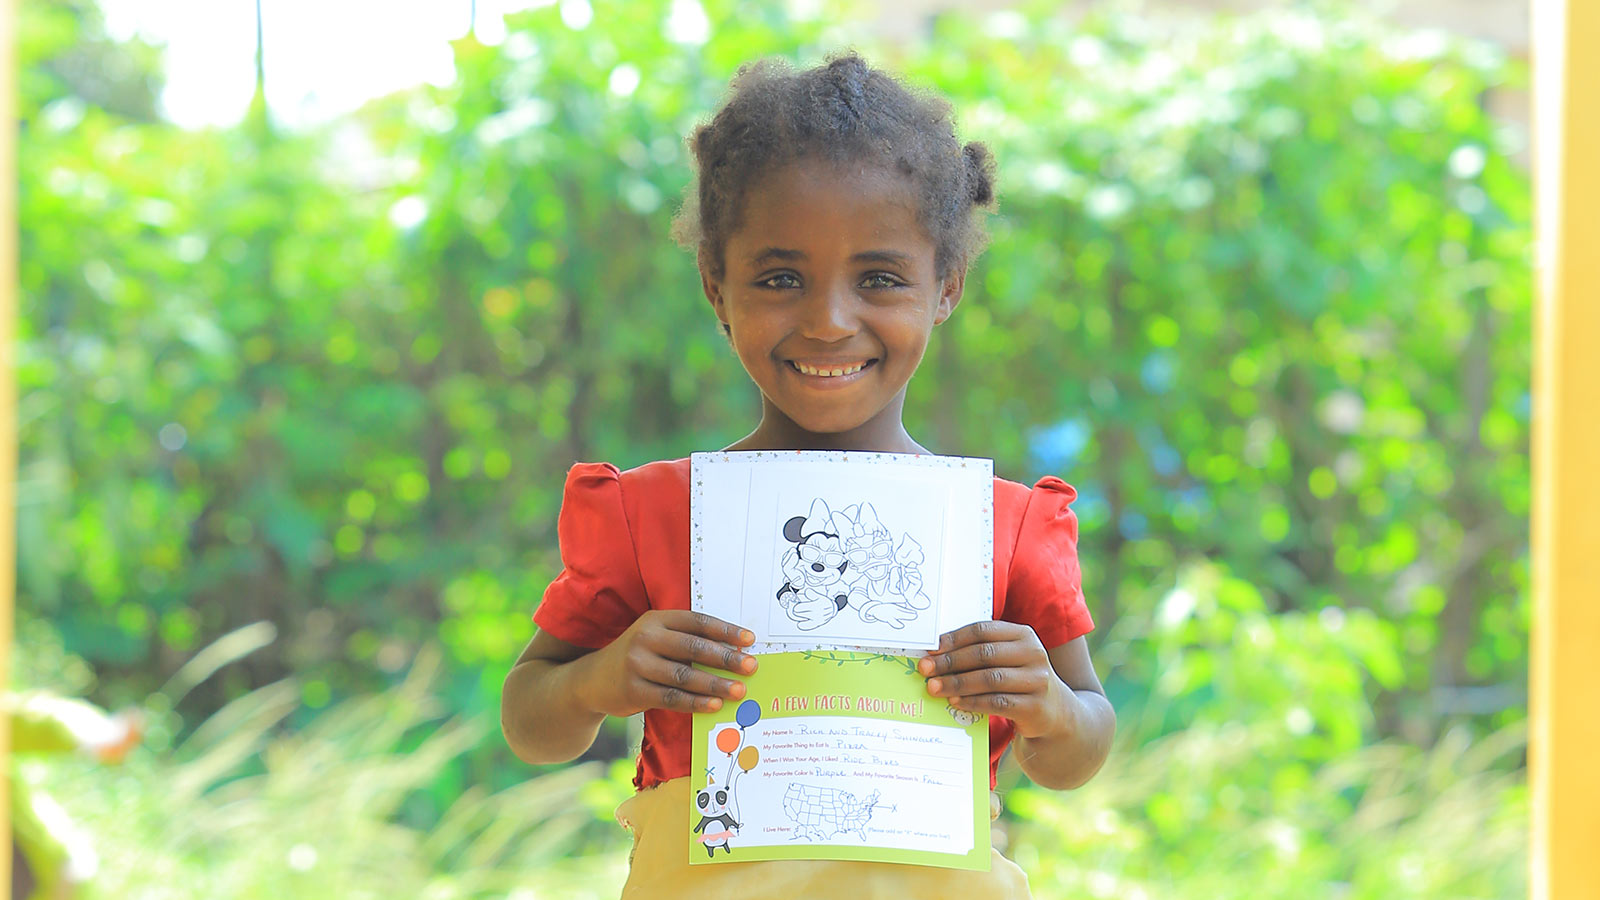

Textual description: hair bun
[962,142,996,207]
[824,52,871,122]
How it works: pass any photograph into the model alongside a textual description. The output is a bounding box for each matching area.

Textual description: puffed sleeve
[531,463,651,649]
[1002,476,1094,648]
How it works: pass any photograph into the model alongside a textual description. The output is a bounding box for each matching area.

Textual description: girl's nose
[796,282,859,341]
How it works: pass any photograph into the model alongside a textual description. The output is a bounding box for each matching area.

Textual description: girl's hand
[918,621,1069,739]
[577,610,757,717]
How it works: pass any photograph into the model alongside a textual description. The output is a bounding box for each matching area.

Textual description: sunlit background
[14,1,1530,897]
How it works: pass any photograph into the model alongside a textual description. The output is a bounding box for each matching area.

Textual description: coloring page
[759,476,948,646]
[692,451,992,655]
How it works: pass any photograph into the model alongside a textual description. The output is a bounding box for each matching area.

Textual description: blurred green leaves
[1001,562,1525,898]
[25,648,624,899]
[17,5,1528,888]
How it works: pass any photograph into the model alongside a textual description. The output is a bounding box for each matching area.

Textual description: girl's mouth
[785,358,878,385]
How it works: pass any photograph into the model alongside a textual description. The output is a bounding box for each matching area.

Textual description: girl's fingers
[934,620,1030,652]
[661,610,756,647]
[946,693,1030,715]
[637,656,747,704]
[652,629,757,675]
[642,683,727,714]
[918,640,1034,677]
[926,666,1042,698]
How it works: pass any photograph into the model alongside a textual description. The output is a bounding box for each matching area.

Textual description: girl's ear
[698,247,730,329]
[933,266,967,326]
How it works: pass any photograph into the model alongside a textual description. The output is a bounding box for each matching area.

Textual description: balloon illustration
[716,728,741,755]
[735,699,761,729]
[737,745,759,772]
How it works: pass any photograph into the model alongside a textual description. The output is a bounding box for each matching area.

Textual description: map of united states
[782,784,880,841]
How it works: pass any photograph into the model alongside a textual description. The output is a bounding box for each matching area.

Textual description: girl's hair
[673,51,998,280]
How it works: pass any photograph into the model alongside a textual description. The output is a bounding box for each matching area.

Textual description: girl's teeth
[796,362,866,377]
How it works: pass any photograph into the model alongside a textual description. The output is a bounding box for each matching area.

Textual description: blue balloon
[735,699,761,729]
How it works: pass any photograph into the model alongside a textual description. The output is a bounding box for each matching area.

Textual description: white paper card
[699,716,975,856]
[691,450,993,654]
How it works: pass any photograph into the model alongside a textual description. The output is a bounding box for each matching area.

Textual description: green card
[689,650,990,870]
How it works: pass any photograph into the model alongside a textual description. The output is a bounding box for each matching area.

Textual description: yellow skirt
[613,777,1034,900]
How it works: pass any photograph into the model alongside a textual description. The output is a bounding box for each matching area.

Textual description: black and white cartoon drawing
[782,784,881,842]
[946,705,982,727]
[775,498,932,632]
[693,776,740,856]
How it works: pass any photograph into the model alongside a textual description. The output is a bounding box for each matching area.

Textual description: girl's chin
[755,386,910,440]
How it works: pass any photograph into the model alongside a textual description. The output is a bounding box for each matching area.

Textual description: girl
[501,53,1115,899]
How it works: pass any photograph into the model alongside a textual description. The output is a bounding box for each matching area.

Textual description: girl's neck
[723,393,932,455]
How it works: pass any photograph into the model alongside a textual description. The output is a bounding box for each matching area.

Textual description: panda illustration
[693,776,741,857]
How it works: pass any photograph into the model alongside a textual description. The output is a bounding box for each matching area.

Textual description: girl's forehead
[745,161,917,216]
[727,160,933,257]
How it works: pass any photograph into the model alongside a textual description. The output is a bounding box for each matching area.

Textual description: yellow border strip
[1531,0,1600,898]
[1,0,17,893]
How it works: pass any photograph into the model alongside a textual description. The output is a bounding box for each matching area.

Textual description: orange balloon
[716,728,740,754]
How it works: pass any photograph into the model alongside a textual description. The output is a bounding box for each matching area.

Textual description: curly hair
[672,52,997,280]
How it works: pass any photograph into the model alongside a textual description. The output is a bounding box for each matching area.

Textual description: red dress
[532,458,1094,791]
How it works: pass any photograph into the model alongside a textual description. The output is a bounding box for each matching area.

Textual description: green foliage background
[15,0,1529,896]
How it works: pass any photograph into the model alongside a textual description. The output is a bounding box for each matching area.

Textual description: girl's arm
[501,610,758,765]
[918,624,1115,790]
[1012,638,1115,790]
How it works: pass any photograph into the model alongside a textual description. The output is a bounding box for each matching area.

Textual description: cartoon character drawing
[693,775,741,857]
[835,503,929,624]
[775,499,930,631]
[694,703,762,858]
[946,704,982,727]
[776,499,858,630]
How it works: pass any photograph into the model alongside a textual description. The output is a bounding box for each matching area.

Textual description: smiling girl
[501,53,1115,899]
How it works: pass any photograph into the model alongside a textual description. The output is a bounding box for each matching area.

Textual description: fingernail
[708,698,723,710]
[918,659,934,675]
[927,678,942,694]
[730,682,746,699]
[739,630,755,644]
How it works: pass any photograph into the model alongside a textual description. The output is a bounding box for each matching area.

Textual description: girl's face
[700,160,963,441]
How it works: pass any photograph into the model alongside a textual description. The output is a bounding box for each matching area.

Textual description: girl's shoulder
[993,472,1091,645]
[539,459,694,646]
[993,473,1078,525]
[555,459,692,557]
[621,457,692,492]
[561,457,690,502]
[992,474,1081,571]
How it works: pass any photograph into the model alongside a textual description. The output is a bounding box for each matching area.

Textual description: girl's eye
[757,272,801,290]
[861,272,906,289]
